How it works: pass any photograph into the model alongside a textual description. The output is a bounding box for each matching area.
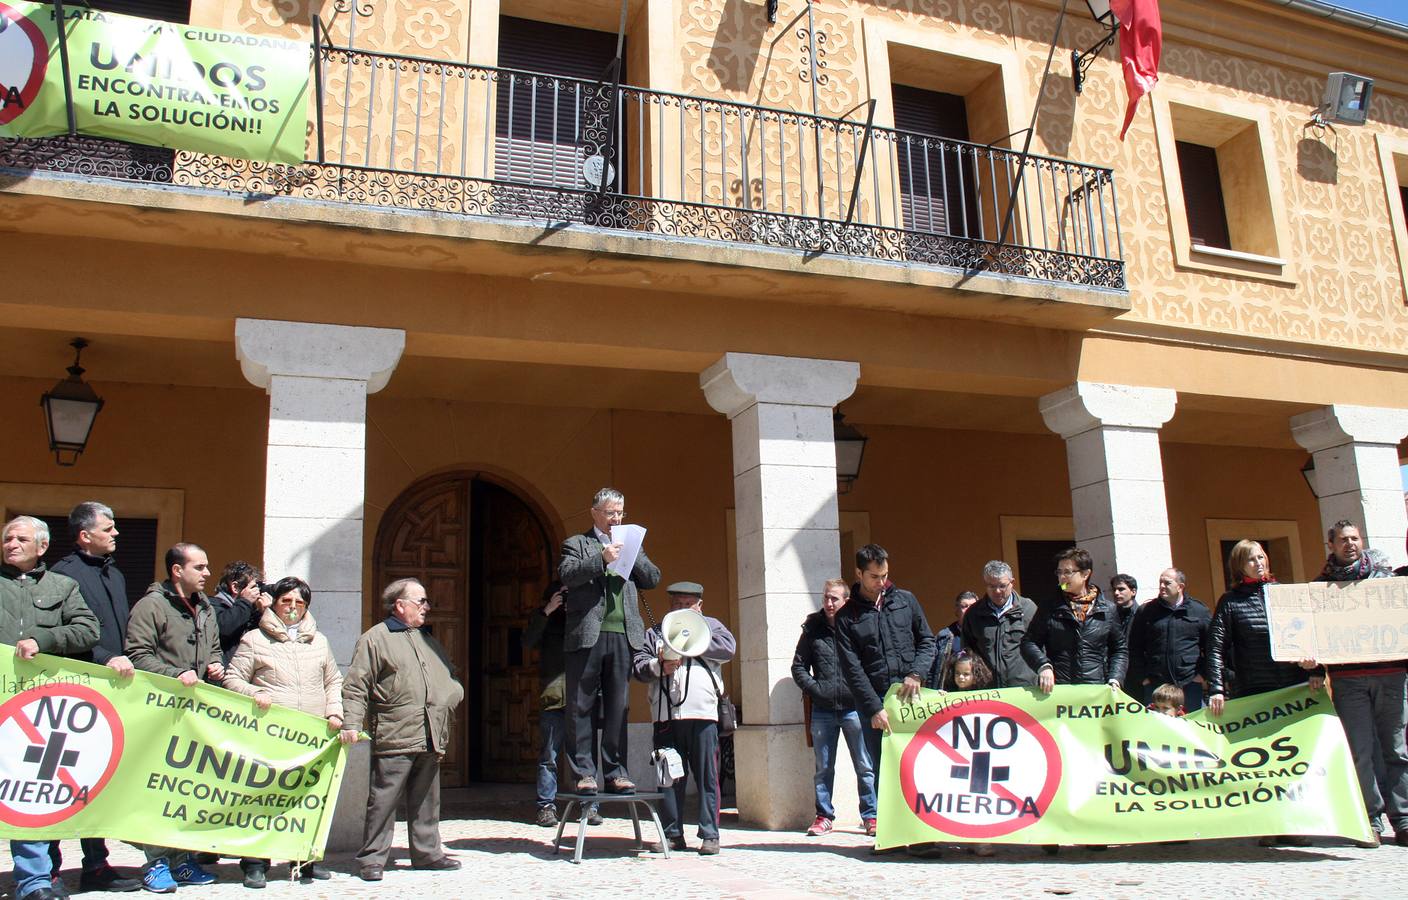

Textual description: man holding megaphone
[632,582,736,856]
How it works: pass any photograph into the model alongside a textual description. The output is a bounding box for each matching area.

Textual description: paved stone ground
[9,803,1404,900]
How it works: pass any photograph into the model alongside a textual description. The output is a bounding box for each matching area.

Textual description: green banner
[0,1,308,162]
[0,648,349,860]
[876,683,1371,849]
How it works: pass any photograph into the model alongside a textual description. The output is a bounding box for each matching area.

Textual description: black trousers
[656,719,721,840]
[565,632,632,782]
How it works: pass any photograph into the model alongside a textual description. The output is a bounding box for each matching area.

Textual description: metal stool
[551,791,671,864]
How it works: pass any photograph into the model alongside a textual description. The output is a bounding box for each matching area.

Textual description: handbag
[702,663,738,736]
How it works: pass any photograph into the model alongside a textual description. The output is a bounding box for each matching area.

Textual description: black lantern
[834,411,868,494]
[1300,457,1320,499]
[1082,0,1116,26]
[1072,0,1120,95]
[40,338,104,466]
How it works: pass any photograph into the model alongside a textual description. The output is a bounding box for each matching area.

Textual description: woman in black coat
[1022,547,1128,693]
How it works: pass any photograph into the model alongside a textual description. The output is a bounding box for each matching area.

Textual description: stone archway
[373,472,554,786]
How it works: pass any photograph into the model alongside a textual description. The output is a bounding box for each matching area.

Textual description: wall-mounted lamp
[1316,72,1374,127]
[766,0,778,23]
[834,411,868,494]
[40,338,104,466]
[1071,0,1121,95]
[1300,457,1320,499]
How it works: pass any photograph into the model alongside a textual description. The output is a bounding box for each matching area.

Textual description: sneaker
[171,859,216,886]
[806,816,834,836]
[587,807,605,826]
[535,806,559,827]
[79,866,141,893]
[242,865,266,890]
[863,818,877,837]
[698,839,720,856]
[141,861,178,894]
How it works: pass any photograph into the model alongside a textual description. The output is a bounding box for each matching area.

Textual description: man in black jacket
[210,560,270,664]
[962,561,1038,688]
[1126,568,1210,710]
[792,578,877,838]
[47,501,142,894]
[834,543,934,821]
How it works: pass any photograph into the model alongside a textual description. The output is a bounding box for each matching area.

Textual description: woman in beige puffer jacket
[224,576,343,886]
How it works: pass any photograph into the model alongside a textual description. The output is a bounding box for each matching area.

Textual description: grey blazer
[558,530,660,652]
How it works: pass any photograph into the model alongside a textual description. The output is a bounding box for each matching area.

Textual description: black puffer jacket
[1021,590,1129,686]
[962,595,1039,688]
[1206,580,1307,698]
[1127,596,1211,688]
[791,611,855,712]
[835,584,935,719]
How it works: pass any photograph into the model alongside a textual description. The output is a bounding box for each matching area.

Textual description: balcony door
[892,84,980,238]
[494,16,624,193]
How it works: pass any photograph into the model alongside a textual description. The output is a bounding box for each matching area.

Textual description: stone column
[701,352,860,830]
[1290,404,1408,570]
[1039,382,1178,600]
[234,319,406,665]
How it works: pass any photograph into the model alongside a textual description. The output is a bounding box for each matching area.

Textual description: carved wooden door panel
[373,475,471,787]
[474,481,551,782]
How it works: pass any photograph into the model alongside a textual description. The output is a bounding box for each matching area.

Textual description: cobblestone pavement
[11,808,1404,900]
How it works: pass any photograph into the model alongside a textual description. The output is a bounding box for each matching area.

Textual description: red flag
[1109,0,1162,140]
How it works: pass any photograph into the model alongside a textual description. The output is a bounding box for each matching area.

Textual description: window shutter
[494,17,622,191]
[891,84,977,237]
[1175,141,1232,251]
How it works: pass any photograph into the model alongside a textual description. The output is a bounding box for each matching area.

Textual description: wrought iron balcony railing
[0,40,1125,290]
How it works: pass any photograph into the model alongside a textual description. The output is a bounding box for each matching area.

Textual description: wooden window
[494,16,623,191]
[1175,140,1232,251]
[892,84,979,237]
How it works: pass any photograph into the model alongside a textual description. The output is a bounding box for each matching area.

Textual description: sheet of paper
[608,524,647,579]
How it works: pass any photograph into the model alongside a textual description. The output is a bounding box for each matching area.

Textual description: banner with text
[1266,577,1408,664]
[0,0,308,162]
[875,683,1370,849]
[0,648,348,861]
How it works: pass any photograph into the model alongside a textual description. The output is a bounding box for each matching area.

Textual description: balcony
[0,41,1125,291]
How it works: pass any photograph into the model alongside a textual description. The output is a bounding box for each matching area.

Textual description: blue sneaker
[171,859,215,886]
[142,860,178,893]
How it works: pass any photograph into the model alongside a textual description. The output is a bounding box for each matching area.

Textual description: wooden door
[472,480,551,782]
[374,474,472,786]
[374,473,552,785]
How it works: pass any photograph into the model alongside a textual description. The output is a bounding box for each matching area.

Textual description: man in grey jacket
[633,582,735,855]
[559,488,661,794]
[341,578,465,881]
[961,560,1039,688]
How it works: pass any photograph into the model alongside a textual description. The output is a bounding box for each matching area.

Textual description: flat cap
[665,581,704,597]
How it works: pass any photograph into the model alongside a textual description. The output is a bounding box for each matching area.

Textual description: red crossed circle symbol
[0,1,49,127]
[0,682,125,827]
[899,698,1062,839]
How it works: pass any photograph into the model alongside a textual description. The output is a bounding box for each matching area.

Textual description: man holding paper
[560,488,661,794]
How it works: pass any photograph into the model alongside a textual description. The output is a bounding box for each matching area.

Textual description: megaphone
[660,609,711,660]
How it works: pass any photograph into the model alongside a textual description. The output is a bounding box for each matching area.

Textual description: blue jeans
[10,840,53,899]
[537,708,565,807]
[809,707,877,820]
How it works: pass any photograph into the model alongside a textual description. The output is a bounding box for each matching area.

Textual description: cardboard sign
[1264,577,1408,664]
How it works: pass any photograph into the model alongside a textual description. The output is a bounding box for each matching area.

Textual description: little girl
[943,652,996,857]
[942,650,994,692]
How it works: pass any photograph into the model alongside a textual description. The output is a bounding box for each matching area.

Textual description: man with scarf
[834,544,935,842]
[1314,520,1407,847]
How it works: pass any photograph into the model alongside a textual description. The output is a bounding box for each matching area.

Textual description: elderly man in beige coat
[225,576,343,887]
[340,578,464,882]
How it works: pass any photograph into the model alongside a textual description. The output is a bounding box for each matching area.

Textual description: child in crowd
[1149,683,1185,717]
[944,652,996,858]
[942,650,993,693]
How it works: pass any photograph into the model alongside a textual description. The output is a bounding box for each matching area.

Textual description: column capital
[235,319,406,394]
[1039,381,1177,439]
[1290,404,1408,453]
[700,353,860,418]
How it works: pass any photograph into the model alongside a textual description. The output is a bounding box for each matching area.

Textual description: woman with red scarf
[1205,539,1319,847]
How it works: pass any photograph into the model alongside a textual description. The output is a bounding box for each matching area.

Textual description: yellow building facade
[2,0,1406,829]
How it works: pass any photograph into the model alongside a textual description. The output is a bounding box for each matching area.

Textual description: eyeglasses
[593,508,626,519]
[1055,568,1081,577]
[401,597,431,609]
